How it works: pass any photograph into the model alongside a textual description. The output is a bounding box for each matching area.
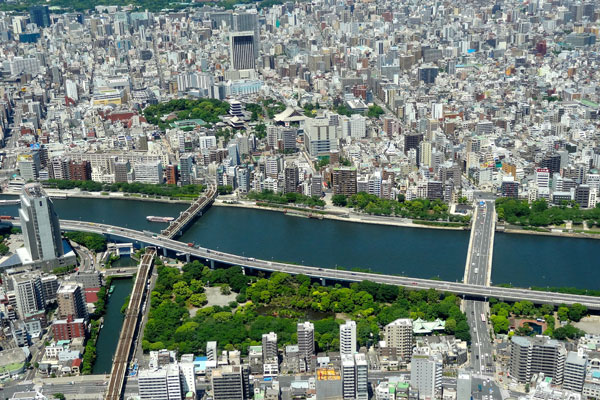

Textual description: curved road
[27,218,600,310]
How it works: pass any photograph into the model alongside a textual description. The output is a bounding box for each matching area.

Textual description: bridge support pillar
[186,253,190,263]
[241,267,246,275]
[320,277,326,286]
[210,259,215,270]
[163,247,167,257]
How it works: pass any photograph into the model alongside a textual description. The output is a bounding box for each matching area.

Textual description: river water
[92,278,133,374]
[1,195,598,288]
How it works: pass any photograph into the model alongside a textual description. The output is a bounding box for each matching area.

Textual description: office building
[501,177,519,198]
[41,275,59,302]
[179,154,194,185]
[340,320,357,356]
[509,336,566,384]
[211,365,250,400]
[230,32,256,70]
[341,354,356,399]
[304,116,340,156]
[297,321,315,361]
[341,353,368,400]
[563,351,586,392]
[383,318,413,360]
[410,354,443,399]
[418,66,439,84]
[57,284,88,320]
[284,164,299,194]
[355,353,368,400]
[332,167,357,196]
[13,273,45,319]
[18,153,41,181]
[30,5,51,28]
[180,362,196,396]
[262,332,278,361]
[19,183,64,262]
[138,365,182,400]
[134,161,163,184]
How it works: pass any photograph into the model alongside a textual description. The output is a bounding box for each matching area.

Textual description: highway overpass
[16,218,594,310]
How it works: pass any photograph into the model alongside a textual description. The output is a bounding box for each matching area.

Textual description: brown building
[166,164,178,185]
[332,167,357,196]
[68,160,91,181]
[57,284,88,320]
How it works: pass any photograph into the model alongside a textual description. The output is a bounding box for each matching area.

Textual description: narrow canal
[93,278,133,374]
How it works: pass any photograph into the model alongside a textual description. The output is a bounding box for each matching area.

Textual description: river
[93,278,133,374]
[0,195,598,288]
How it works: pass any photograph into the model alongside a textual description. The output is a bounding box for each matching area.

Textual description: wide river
[0,195,598,289]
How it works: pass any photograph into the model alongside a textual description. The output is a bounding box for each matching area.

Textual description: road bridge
[19,218,597,310]
[105,248,155,400]
[160,183,217,239]
[463,200,497,377]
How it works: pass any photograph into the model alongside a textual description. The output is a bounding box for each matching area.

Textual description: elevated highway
[40,219,600,310]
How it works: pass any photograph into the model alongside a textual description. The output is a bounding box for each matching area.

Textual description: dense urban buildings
[0,0,600,399]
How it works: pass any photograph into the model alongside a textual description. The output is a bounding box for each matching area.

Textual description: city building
[410,354,442,399]
[509,336,566,384]
[138,365,183,400]
[340,320,357,356]
[384,319,414,360]
[56,284,88,320]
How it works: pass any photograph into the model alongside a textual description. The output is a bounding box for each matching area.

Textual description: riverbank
[1,189,193,204]
[213,199,467,231]
[503,226,600,240]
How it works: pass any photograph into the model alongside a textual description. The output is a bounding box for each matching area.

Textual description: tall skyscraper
[13,273,45,319]
[19,183,64,262]
[29,5,51,28]
[340,320,357,356]
[57,284,88,320]
[230,32,256,70]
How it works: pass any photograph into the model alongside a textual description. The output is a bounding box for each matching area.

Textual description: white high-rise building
[341,354,356,399]
[138,365,182,400]
[134,161,163,184]
[355,353,368,400]
[340,320,357,356]
[13,273,45,319]
[207,341,218,361]
[179,362,196,396]
[536,168,550,188]
[563,351,586,392]
[410,355,442,399]
[19,183,64,262]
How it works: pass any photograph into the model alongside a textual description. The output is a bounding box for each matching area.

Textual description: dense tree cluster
[497,198,600,227]
[64,231,107,252]
[142,262,471,355]
[143,99,230,130]
[247,190,326,207]
[488,297,587,340]
[44,179,204,199]
[334,193,470,223]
